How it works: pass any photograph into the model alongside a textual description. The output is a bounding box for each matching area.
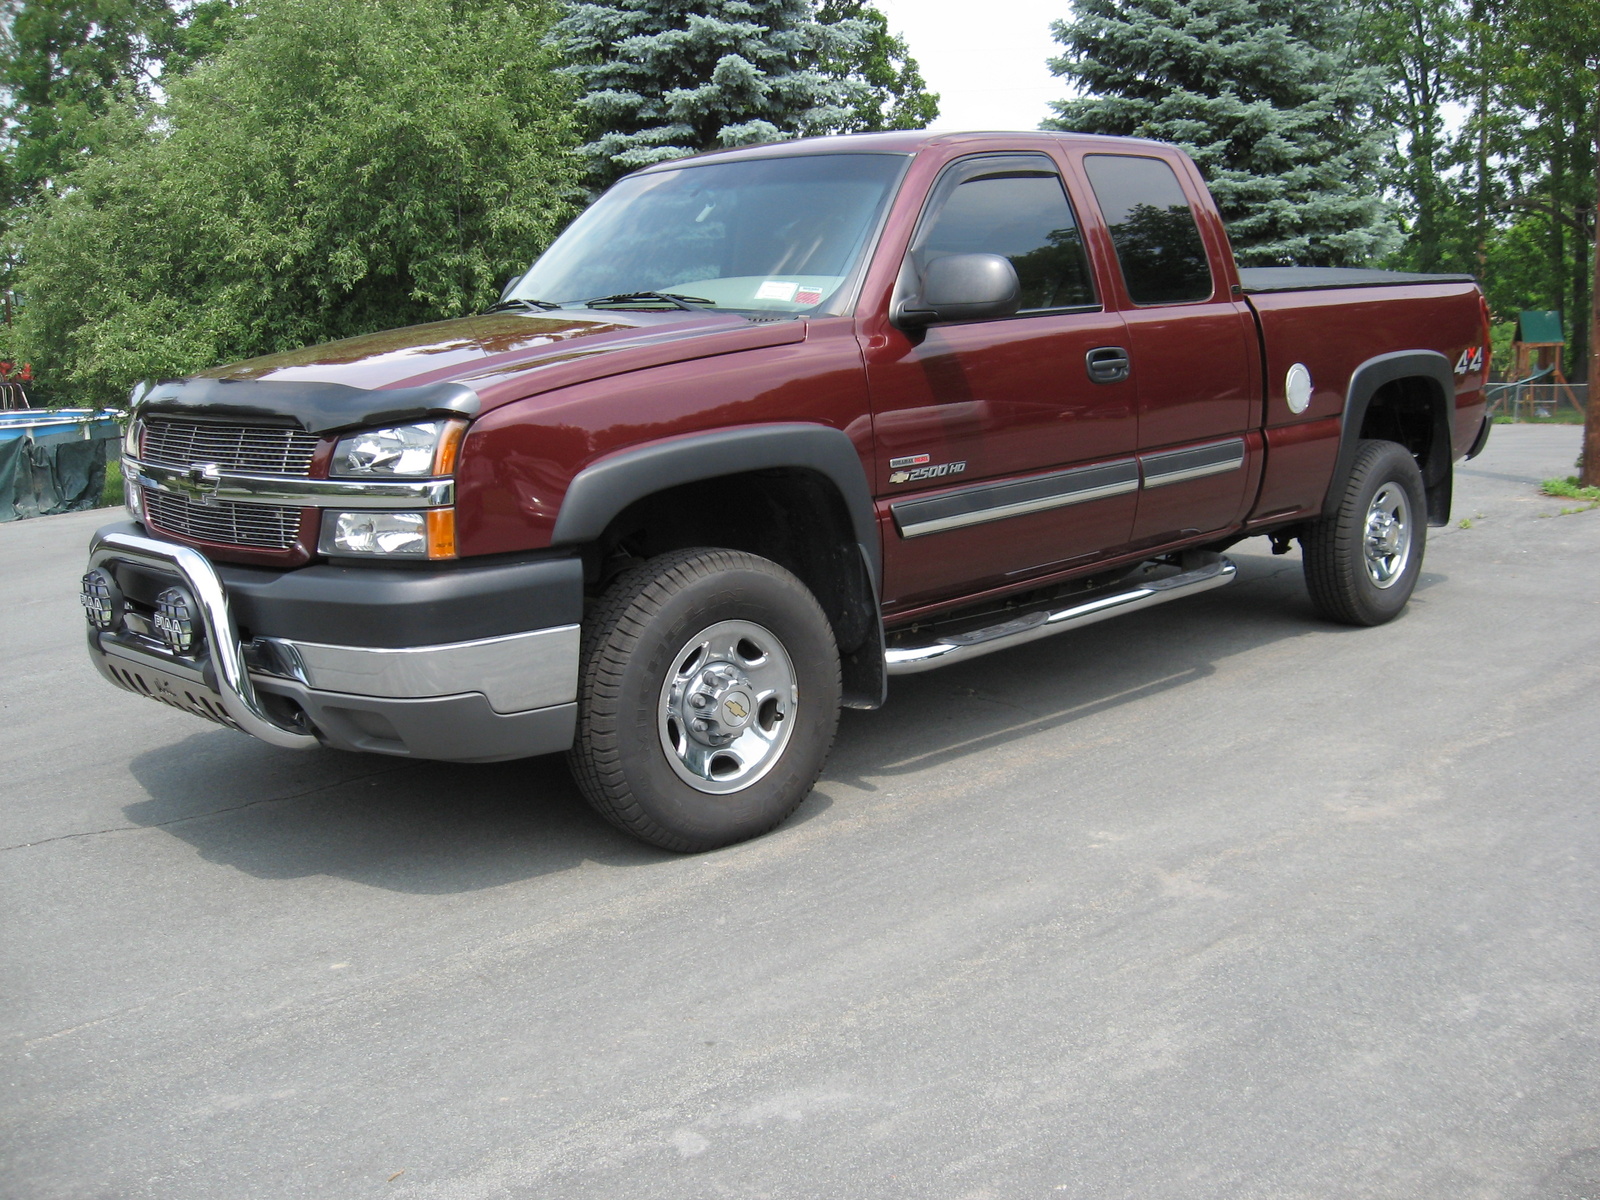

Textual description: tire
[1301,439,1427,626]
[566,548,842,852]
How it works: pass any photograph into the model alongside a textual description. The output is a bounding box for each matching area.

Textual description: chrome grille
[142,418,318,477]
[143,490,302,550]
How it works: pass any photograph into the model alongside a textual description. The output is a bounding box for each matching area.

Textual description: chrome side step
[884,553,1237,675]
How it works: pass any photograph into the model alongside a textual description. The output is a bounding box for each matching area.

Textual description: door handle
[1086,346,1130,384]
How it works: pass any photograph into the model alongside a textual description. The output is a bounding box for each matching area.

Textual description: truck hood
[199,311,660,389]
[136,309,807,434]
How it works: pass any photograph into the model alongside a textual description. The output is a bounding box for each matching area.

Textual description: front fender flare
[550,423,881,588]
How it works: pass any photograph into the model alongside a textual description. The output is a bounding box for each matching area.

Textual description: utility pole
[1587,58,1600,486]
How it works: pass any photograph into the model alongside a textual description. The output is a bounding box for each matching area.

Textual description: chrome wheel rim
[657,620,798,795]
[1363,482,1412,589]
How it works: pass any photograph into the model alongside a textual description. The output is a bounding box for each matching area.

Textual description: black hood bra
[130,377,481,436]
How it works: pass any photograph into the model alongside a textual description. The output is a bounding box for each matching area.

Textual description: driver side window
[912,158,1097,313]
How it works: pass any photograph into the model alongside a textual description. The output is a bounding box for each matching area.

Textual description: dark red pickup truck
[82,130,1491,850]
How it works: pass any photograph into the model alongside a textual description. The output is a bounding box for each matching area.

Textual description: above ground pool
[0,408,123,521]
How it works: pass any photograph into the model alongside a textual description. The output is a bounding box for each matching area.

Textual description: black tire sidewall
[598,556,839,848]
[1335,441,1427,624]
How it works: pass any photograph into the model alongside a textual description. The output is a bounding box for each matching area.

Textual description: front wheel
[567,548,842,852]
[1301,439,1427,626]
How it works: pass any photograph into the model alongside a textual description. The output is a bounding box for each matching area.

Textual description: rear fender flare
[1327,350,1455,526]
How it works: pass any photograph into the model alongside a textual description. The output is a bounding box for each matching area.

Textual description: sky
[872,0,1071,133]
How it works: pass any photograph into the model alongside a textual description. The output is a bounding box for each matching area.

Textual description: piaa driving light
[153,587,200,654]
[80,568,124,631]
[330,420,465,478]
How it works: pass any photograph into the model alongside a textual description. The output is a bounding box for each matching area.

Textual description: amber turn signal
[426,508,457,559]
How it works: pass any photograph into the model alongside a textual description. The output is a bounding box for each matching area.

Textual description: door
[864,153,1138,611]
[1079,153,1259,547]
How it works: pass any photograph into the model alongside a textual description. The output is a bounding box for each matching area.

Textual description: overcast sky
[872,0,1071,133]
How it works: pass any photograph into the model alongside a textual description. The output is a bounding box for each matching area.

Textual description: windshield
[511,153,908,314]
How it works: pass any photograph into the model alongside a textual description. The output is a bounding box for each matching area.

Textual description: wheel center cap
[720,689,755,729]
[681,661,758,743]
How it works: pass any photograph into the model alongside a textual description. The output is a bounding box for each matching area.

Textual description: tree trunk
[1472,0,1491,278]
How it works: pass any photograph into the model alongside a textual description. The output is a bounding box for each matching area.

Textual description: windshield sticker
[756,280,799,301]
[795,286,824,305]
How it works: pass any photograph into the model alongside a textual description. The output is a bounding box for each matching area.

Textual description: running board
[884,554,1237,675]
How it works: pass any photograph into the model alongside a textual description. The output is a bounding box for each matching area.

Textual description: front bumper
[84,525,582,762]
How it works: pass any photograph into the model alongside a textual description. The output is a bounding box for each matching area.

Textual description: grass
[99,455,123,508]
[1542,475,1600,502]
[1493,410,1587,425]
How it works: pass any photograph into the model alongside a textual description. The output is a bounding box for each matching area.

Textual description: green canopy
[1515,310,1564,344]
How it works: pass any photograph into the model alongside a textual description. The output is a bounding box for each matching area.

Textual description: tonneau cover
[1238,266,1476,294]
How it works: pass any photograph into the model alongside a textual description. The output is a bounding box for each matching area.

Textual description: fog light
[153,586,199,654]
[80,568,124,631]
[325,510,427,557]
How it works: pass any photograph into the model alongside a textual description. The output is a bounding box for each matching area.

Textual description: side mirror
[499,273,524,302]
[894,253,1021,329]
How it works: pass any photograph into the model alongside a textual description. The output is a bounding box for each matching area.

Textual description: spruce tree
[553,0,873,184]
[1044,0,1396,266]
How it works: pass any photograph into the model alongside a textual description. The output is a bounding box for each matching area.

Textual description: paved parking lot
[3,424,1597,1199]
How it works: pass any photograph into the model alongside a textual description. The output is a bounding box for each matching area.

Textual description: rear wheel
[1301,439,1426,626]
[567,548,841,852]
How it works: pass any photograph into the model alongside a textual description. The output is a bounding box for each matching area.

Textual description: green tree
[11,0,580,406]
[1354,0,1468,273]
[1044,0,1396,266]
[0,1,178,198]
[817,0,939,132]
[553,0,873,185]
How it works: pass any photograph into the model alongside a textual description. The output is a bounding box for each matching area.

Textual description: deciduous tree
[11,0,580,406]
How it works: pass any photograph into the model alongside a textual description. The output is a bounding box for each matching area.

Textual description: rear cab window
[1082,154,1213,305]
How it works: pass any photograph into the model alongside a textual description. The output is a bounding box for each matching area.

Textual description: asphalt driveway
[2,424,1596,1199]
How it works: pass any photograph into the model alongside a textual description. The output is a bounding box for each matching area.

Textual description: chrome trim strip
[88,529,319,748]
[128,457,454,509]
[256,626,581,714]
[1139,439,1245,489]
[886,555,1236,674]
[892,459,1139,539]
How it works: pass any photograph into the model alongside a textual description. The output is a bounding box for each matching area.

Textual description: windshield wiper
[485,297,563,313]
[583,292,714,311]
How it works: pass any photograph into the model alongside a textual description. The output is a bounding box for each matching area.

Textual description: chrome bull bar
[87,528,319,749]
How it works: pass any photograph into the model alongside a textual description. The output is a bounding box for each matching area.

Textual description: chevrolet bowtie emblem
[185,463,223,506]
[725,699,748,719]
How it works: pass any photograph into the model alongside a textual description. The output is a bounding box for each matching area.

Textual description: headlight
[122,414,143,459]
[330,420,465,478]
[319,509,456,559]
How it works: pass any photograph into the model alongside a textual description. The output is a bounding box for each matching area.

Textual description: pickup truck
[81,130,1492,851]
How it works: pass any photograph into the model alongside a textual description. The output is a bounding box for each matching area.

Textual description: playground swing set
[1486,309,1589,421]
[0,360,32,412]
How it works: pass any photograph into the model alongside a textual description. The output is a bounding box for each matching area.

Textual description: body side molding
[891,459,1139,538]
[1139,438,1246,488]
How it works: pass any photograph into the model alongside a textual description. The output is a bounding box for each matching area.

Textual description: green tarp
[0,412,121,522]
